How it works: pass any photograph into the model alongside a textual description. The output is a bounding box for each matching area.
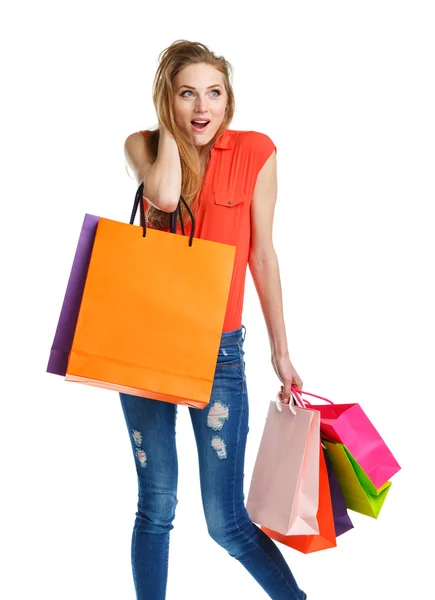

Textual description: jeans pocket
[217,343,241,368]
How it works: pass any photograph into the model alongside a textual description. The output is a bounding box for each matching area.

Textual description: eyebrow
[178,84,222,90]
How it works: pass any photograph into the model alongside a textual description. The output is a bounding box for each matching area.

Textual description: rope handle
[130,182,196,247]
[290,385,334,407]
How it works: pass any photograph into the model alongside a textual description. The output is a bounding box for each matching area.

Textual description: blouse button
[228,200,232,205]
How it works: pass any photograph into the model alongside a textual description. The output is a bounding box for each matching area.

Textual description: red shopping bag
[261,442,337,554]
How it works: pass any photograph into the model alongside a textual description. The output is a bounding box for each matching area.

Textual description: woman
[121,40,306,600]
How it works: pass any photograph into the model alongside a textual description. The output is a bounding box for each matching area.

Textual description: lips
[191,120,210,132]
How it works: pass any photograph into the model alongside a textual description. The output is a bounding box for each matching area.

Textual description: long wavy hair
[126,40,236,230]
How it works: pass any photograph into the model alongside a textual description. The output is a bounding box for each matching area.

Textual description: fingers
[280,384,291,404]
[291,376,303,391]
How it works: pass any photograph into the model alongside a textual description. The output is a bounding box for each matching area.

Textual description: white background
[2,1,434,598]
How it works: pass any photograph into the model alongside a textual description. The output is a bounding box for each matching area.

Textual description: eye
[180,89,221,97]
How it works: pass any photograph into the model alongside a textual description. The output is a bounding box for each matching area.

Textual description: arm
[124,125,181,212]
[248,150,303,401]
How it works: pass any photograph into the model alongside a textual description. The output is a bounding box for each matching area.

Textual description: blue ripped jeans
[119,325,307,600]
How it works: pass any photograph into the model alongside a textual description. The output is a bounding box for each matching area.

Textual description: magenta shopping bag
[291,387,400,490]
[46,214,100,376]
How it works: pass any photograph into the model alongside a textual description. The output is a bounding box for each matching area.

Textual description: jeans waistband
[220,324,246,345]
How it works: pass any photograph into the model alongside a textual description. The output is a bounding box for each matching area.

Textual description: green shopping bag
[323,440,391,518]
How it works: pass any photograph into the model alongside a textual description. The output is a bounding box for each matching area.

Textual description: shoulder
[234,131,277,169]
[124,130,152,157]
[124,130,154,183]
[236,130,276,152]
[235,130,277,177]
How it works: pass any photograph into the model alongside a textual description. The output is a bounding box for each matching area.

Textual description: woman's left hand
[271,353,303,404]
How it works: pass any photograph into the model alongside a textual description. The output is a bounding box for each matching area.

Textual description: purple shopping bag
[324,445,354,536]
[46,214,100,376]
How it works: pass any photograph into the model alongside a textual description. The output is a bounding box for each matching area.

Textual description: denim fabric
[120,324,306,600]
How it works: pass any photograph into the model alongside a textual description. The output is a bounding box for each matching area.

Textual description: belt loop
[241,324,246,342]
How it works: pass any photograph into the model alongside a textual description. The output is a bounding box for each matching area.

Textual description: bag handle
[130,182,196,247]
[169,202,186,236]
[274,389,308,415]
[290,385,334,407]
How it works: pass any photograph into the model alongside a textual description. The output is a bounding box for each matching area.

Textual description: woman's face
[173,63,227,149]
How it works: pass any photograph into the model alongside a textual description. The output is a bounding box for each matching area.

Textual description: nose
[194,95,209,114]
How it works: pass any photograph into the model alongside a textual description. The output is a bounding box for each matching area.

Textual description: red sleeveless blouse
[139,128,276,332]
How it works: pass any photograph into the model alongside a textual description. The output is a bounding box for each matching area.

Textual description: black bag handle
[130,182,195,247]
[168,201,186,237]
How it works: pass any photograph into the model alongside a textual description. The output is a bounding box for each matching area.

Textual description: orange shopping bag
[261,443,337,553]
[65,185,236,409]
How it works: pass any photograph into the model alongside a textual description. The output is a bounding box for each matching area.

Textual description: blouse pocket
[213,189,246,208]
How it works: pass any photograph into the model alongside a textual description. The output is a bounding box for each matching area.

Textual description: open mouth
[191,120,210,132]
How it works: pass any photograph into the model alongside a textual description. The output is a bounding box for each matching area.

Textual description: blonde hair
[126,39,236,230]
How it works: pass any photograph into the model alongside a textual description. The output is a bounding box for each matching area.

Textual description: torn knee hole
[132,429,147,467]
[211,436,227,459]
[207,401,229,431]
[135,449,147,467]
[132,429,142,446]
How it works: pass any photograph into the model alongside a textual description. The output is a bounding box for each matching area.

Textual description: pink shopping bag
[246,391,321,536]
[291,386,400,489]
